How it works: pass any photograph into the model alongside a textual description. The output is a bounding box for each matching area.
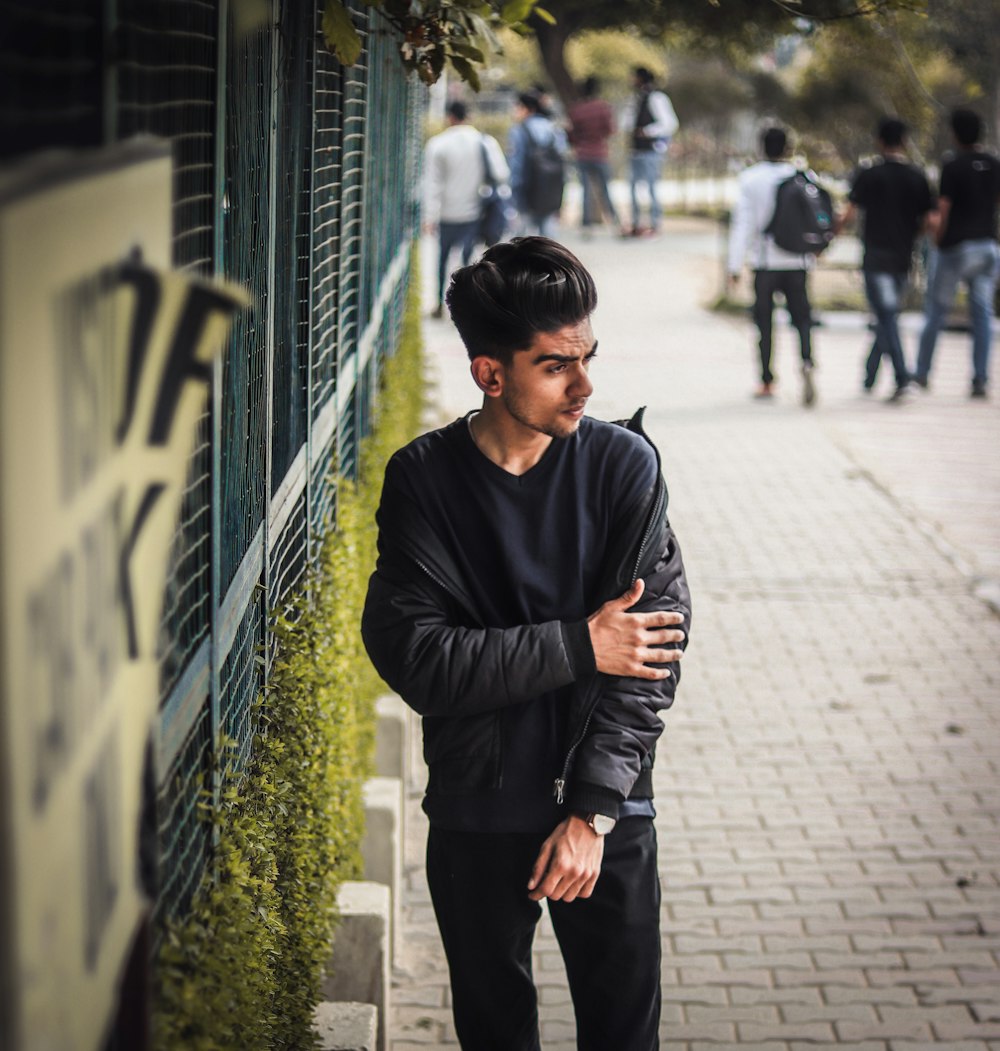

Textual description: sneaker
[886,385,910,403]
[753,383,774,399]
[971,381,988,399]
[801,363,816,407]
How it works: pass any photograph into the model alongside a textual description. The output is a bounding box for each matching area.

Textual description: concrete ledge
[323,882,390,1051]
[362,776,402,889]
[374,694,407,779]
[361,776,402,964]
[312,1001,377,1051]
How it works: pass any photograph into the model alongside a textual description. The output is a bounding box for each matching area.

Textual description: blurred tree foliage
[785,4,996,173]
[525,0,923,109]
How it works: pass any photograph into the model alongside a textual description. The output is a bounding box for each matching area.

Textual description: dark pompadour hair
[951,107,982,146]
[445,237,598,364]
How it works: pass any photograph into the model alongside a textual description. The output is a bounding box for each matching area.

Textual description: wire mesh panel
[113,0,220,702]
[362,12,412,329]
[220,15,271,593]
[153,697,213,929]
[115,0,217,272]
[309,438,337,539]
[0,2,103,159]
[271,0,313,496]
[219,594,264,775]
[335,1,370,481]
[270,493,309,613]
[157,413,213,702]
[310,12,345,421]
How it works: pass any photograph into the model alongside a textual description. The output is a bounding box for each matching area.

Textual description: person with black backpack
[507,91,567,238]
[727,127,821,405]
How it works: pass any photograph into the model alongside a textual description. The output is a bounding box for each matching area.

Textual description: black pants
[426,818,662,1051]
[753,269,813,384]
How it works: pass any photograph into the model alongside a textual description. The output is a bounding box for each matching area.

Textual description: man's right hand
[587,578,685,680]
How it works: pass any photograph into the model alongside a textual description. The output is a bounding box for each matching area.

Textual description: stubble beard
[502,388,583,440]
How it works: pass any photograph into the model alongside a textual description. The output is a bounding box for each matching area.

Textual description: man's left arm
[566,526,691,817]
[526,526,689,904]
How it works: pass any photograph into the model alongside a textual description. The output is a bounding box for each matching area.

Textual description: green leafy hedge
[153,245,425,1050]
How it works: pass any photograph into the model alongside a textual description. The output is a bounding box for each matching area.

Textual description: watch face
[591,813,616,835]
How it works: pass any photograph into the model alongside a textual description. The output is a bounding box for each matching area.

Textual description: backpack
[477,137,508,246]
[765,171,834,255]
[522,123,565,217]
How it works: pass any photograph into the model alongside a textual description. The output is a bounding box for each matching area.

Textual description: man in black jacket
[362,237,690,1051]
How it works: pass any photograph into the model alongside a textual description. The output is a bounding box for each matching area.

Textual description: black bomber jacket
[361,407,692,820]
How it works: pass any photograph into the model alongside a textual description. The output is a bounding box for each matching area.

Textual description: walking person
[567,76,624,237]
[727,126,818,405]
[362,236,691,1051]
[508,92,567,238]
[627,66,678,237]
[914,107,1000,398]
[836,117,934,401]
[423,100,509,319]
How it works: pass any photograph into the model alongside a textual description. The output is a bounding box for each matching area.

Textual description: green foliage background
[153,246,425,1050]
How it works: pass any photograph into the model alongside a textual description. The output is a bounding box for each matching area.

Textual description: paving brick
[889,1044,992,1051]
[739,1022,835,1042]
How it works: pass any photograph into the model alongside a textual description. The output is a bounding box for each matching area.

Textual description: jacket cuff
[560,620,596,678]
[567,781,623,821]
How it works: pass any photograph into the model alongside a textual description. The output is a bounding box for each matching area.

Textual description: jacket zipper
[552,476,667,804]
[412,556,484,626]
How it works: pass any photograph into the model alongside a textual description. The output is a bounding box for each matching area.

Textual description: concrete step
[322,881,390,1051]
[313,1000,377,1051]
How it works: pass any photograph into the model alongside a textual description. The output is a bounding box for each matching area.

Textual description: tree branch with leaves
[322,0,551,89]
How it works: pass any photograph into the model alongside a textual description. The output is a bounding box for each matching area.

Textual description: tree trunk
[531,15,579,111]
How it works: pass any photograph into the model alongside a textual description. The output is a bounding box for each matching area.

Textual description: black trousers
[753,269,813,384]
[426,818,662,1051]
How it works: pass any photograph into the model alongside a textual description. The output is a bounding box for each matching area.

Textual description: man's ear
[470,355,505,397]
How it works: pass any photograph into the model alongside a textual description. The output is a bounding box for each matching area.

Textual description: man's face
[497,319,596,440]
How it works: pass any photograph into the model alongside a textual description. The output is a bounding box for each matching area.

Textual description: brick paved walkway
[390,219,1000,1050]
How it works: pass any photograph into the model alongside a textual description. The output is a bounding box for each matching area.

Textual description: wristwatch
[583,812,616,836]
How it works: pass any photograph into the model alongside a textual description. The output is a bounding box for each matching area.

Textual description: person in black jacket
[362,237,691,1051]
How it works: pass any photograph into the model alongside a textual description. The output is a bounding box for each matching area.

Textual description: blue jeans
[916,238,1000,387]
[863,270,909,390]
[629,151,665,230]
[437,219,479,304]
[577,158,619,227]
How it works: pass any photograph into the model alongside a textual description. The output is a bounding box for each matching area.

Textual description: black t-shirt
[407,413,657,832]
[938,149,1000,249]
[849,157,933,273]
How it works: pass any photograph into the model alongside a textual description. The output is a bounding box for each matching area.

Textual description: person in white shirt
[627,67,679,237]
[728,126,817,404]
[424,100,509,318]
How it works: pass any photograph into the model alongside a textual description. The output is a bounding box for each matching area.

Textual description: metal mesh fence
[0,0,422,940]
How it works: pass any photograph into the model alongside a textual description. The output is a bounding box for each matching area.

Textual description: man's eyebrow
[531,340,599,365]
